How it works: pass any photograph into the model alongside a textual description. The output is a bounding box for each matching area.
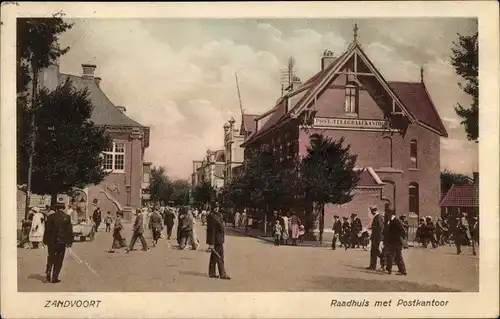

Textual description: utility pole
[24,62,39,218]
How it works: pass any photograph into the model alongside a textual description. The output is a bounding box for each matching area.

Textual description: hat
[333,215,339,218]
[31,207,40,213]
[351,213,357,217]
[369,205,377,211]
[343,216,348,220]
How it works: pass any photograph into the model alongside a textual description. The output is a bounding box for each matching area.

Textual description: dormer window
[344,82,358,114]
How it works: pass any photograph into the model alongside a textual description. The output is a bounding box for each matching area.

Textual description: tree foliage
[451,30,478,141]
[192,177,216,208]
[299,133,359,243]
[441,170,471,195]
[17,16,73,93]
[149,166,173,205]
[17,79,111,202]
[171,179,191,206]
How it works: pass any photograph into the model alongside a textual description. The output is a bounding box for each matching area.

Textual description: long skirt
[290,224,300,239]
[112,233,127,249]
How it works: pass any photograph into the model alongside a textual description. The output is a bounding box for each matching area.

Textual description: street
[17,221,479,292]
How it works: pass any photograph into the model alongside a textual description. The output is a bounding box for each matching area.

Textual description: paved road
[17,221,479,292]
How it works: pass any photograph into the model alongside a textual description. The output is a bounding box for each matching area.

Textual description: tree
[171,179,191,206]
[451,30,478,141]
[441,170,471,195]
[299,134,359,244]
[17,16,73,93]
[192,177,216,209]
[224,171,248,209]
[149,166,173,205]
[243,150,283,234]
[17,79,111,207]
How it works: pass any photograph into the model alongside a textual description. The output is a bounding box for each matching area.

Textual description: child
[273,220,282,246]
[298,224,305,243]
[105,212,113,233]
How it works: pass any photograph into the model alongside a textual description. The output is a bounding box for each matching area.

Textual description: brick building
[241,28,448,230]
[17,62,151,223]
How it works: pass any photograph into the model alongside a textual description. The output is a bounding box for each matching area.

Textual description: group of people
[415,214,478,255]
[331,213,370,250]
[272,211,304,246]
[18,205,52,249]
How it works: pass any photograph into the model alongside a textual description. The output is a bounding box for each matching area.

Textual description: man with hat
[470,216,479,256]
[350,213,362,249]
[43,204,74,283]
[331,215,342,250]
[206,202,230,280]
[127,209,148,252]
[367,205,384,270]
[341,216,351,249]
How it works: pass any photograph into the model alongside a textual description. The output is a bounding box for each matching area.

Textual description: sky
[57,18,478,180]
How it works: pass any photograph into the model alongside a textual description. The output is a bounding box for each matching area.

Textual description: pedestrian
[425,216,438,248]
[149,208,163,247]
[367,205,384,270]
[280,213,290,245]
[201,209,208,226]
[454,213,472,255]
[234,210,241,228]
[104,212,113,233]
[142,207,151,237]
[384,209,407,275]
[126,209,148,252]
[416,218,426,247]
[470,216,479,256]
[341,217,351,249]
[331,215,342,250]
[164,207,175,240]
[241,209,248,230]
[178,207,194,250]
[29,207,45,249]
[109,211,127,253]
[298,223,305,243]
[350,213,362,248]
[273,220,282,246]
[18,212,33,248]
[206,203,230,280]
[43,204,73,283]
[176,208,184,245]
[92,207,102,232]
[289,212,300,246]
[399,215,409,249]
[379,209,392,272]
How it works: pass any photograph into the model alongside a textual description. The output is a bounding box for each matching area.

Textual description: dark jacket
[332,220,342,234]
[385,217,406,248]
[149,211,163,231]
[206,212,225,246]
[351,217,362,233]
[43,210,73,246]
[370,213,384,242]
[93,209,102,223]
[132,213,144,234]
[164,210,175,226]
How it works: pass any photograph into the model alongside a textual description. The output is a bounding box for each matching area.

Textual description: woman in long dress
[289,212,300,245]
[110,211,127,252]
[281,213,290,245]
[29,207,45,249]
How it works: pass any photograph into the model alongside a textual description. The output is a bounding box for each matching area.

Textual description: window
[344,82,358,114]
[410,139,418,168]
[103,141,125,172]
[409,183,419,217]
[143,173,150,183]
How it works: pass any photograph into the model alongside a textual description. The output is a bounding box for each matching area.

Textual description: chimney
[321,49,336,71]
[473,172,479,184]
[82,64,97,80]
[291,76,302,91]
[116,106,126,113]
[95,77,102,87]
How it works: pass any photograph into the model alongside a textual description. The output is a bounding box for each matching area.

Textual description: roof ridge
[439,183,457,206]
[421,82,448,137]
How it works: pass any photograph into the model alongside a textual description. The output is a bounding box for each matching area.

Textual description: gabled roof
[388,81,448,136]
[440,184,479,207]
[355,167,384,187]
[242,114,258,134]
[59,74,145,128]
[242,40,448,146]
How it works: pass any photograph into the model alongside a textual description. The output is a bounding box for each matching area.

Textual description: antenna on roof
[280,56,297,92]
[235,72,244,116]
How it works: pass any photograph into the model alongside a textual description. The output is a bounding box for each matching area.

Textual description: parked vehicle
[72,219,95,242]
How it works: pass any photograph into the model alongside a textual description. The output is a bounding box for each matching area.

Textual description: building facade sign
[313,117,388,129]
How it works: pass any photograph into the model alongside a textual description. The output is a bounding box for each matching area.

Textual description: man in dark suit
[206,203,230,280]
[126,209,148,252]
[331,215,342,250]
[367,205,384,270]
[43,204,74,283]
[350,213,363,248]
[164,208,176,240]
[384,209,407,275]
